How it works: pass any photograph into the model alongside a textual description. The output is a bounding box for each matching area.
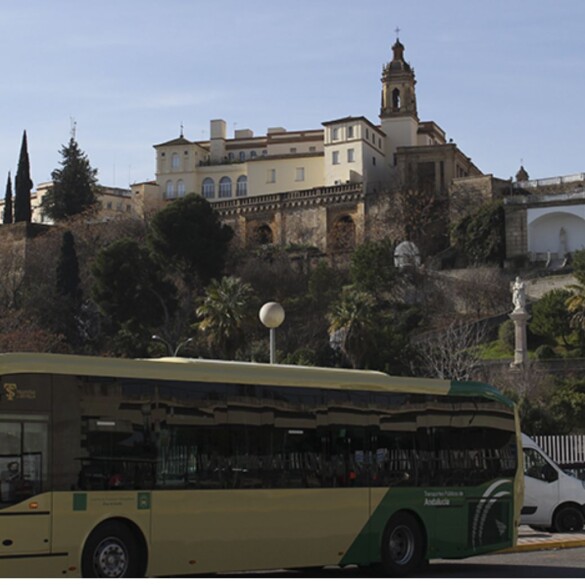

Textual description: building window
[219,176,232,198]
[262,150,268,156]
[290,147,297,154]
[365,129,369,140]
[309,146,316,152]
[177,180,186,197]
[347,125,354,139]
[332,128,340,141]
[171,152,180,170]
[228,152,235,162]
[202,178,215,199]
[251,151,257,158]
[392,88,401,110]
[165,180,174,199]
[267,169,276,183]
[295,167,305,182]
[347,148,355,163]
[372,156,376,166]
[236,175,247,197]
[239,152,246,162]
[332,151,340,165]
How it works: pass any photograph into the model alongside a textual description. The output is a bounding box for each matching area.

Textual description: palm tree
[327,286,376,369]
[566,283,585,350]
[195,276,254,360]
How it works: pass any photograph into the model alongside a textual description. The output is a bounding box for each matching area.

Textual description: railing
[210,182,364,213]
[515,173,585,189]
[532,435,585,465]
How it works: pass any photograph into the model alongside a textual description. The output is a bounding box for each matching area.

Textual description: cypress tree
[41,136,99,221]
[3,172,13,224]
[14,130,33,223]
[56,230,82,302]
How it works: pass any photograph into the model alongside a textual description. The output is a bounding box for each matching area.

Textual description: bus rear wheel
[82,520,143,578]
[380,512,425,577]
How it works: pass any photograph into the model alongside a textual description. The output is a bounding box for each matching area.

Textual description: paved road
[211,527,585,579]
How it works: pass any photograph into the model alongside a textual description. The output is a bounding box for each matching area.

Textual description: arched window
[165,180,175,199]
[392,88,401,110]
[239,152,246,162]
[177,180,186,197]
[171,152,180,170]
[219,176,232,198]
[236,175,247,197]
[202,178,215,199]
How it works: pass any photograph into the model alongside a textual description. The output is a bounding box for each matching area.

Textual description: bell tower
[380,32,419,164]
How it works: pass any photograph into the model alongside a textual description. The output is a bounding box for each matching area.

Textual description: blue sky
[2,1,585,189]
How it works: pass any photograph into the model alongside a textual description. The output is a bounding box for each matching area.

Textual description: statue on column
[511,276,526,313]
[510,276,529,368]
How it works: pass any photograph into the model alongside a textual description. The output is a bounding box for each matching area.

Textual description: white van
[521,434,585,532]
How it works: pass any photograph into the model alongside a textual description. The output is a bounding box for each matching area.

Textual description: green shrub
[534,344,557,360]
[498,320,515,351]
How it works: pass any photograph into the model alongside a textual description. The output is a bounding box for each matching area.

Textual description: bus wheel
[82,521,142,578]
[380,512,425,577]
[553,506,585,533]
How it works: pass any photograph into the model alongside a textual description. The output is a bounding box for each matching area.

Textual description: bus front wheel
[380,512,426,577]
[81,520,143,578]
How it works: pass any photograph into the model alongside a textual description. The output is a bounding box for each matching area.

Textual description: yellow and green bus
[0,352,522,578]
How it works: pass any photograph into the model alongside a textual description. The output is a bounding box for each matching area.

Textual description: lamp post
[259,302,285,364]
[151,335,194,357]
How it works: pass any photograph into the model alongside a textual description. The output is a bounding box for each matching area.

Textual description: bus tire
[81,520,144,578]
[552,505,585,533]
[380,511,426,577]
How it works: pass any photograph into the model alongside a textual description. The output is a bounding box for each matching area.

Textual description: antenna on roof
[180,122,184,138]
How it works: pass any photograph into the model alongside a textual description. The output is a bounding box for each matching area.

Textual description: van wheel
[82,521,143,578]
[553,506,585,533]
[380,512,425,577]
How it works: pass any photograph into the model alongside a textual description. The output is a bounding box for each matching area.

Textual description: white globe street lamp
[259,302,285,364]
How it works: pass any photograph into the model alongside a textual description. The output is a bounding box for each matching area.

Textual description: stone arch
[329,214,356,251]
[245,218,276,247]
[528,210,585,257]
[255,224,274,245]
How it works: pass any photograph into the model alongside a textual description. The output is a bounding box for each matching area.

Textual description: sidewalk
[506,526,585,553]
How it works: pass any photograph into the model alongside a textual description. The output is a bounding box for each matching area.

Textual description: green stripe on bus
[448,380,516,408]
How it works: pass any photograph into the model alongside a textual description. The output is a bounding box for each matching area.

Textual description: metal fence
[532,435,585,479]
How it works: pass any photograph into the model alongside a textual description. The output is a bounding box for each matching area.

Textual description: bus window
[0,416,48,506]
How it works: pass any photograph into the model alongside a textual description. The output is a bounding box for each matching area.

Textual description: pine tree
[41,136,99,221]
[56,230,81,302]
[14,131,32,223]
[3,172,13,224]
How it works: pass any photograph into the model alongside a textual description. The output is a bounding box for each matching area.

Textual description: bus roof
[0,352,514,407]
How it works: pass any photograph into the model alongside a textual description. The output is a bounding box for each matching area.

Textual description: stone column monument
[510,276,530,368]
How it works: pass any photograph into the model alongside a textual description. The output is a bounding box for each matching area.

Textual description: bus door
[0,414,51,556]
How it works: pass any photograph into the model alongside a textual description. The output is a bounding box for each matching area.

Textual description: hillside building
[141,36,483,255]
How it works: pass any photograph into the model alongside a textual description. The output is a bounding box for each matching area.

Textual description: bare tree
[415,320,488,380]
